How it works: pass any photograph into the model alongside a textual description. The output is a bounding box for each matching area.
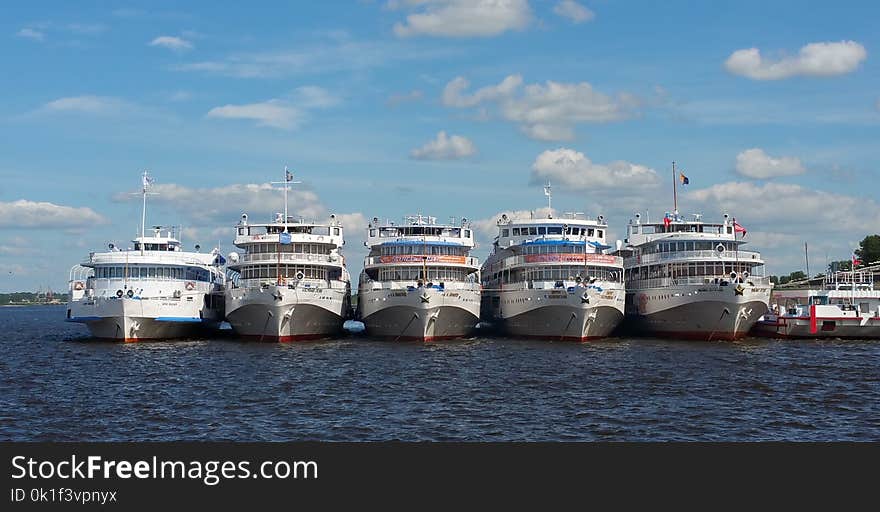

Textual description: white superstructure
[619,212,771,340]
[357,214,481,340]
[754,270,880,338]
[481,188,625,341]
[224,169,351,341]
[66,172,225,341]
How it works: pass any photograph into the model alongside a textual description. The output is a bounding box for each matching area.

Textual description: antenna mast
[672,161,678,215]
[544,181,552,216]
[271,166,301,232]
[140,170,154,256]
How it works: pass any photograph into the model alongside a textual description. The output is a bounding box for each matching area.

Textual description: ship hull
[753,316,880,339]
[225,284,348,341]
[358,286,480,341]
[482,284,625,341]
[625,283,771,340]
[66,295,222,341]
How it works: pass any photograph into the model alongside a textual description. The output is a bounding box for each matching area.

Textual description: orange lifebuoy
[185,281,195,291]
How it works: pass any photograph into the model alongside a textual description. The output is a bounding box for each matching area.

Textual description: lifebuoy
[185,281,195,291]
[716,243,725,254]
[295,271,305,280]
[126,289,134,298]
[116,289,123,298]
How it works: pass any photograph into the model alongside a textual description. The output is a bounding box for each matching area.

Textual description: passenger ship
[618,212,771,340]
[357,214,481,341]
[753,269,880,339]
[481,189,625,341]
[224,170,351,341]
[66,172,225,341]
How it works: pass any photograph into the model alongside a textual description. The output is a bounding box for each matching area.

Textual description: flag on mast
[543,182,551,196]
[142,172,154,191]
[679,172,689,185]
[285,166,293,182]
[852,253,862,267]
[733,218,747,237]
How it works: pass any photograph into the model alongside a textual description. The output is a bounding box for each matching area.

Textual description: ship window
[597,230,603,238]
[501,229,509,237]
[587,228,594,236]
[512,228,521,235]
[465,230,471,238]
[528,227,537,235]
[538,227,546,235]
[547,227,562,234]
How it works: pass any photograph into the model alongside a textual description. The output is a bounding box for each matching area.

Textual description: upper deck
[491,212,610,251]
[365,214,474,250]
[82,226,220,267]
[625,213,735,246]
[233,213,344,248]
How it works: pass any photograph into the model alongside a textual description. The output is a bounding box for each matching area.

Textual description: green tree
[855,235,880,266]
[788,271,806,282]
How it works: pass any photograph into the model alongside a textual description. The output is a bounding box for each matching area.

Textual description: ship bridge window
[528,227,537,235]
[547,226,562,234]
[501,229,510,237]
[587,228,594,237]
[538,227,547,235]
[597,230,603,238]
[370,229,377,237]
[512,228,521,235]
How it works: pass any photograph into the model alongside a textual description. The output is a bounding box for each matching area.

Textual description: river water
[1,305,877,441]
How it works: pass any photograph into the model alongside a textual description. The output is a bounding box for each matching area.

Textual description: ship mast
[140,170,153,256]
[672,161,678,215]
[544,181,552,217]
[271,166,301,232]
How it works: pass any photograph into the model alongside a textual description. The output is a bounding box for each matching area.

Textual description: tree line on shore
[770,235,880,285]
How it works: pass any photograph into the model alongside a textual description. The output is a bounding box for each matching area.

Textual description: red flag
[733,219,747,236]
[853,254,862,267]
[663,215,671,228]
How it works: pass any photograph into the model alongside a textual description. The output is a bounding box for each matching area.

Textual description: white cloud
[735,148,806,179]
[208,100,301,129]
[35,95,142,117]
[442,75,638,140]
[386,89,424,107]
[175,37,445,78]
[0,200,107,229]
[149,35,193,51]
[16,28,45,41]
[531,148,660,189]
[391,0,532,38]
[410,131,477,160]
[206,87,338,130]
[553,1,595,24]
[724,40,867,80]
[687,181,880,229]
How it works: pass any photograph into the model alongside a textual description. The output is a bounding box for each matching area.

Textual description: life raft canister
[185,281,195,291]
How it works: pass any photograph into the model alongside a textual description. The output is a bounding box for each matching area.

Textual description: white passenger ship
[357,214,481,341]
[618,212,771,340]
[66,172,225,341]
[753,269,880,339]
[481,188,625,341]
[224,170,351,341]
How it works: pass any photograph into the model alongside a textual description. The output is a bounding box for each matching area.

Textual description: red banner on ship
[524,253,619,264]
[379,255,467,264]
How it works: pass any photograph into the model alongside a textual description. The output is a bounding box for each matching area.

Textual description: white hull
[358,286,480,340]
[225,283,349,341]
[482,282,625,340]
[66,294,222,341]
[626,282,771,340]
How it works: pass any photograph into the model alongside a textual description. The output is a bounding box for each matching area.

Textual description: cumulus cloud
[206,86,339,130]
[113,182,326,225]
[391,0,532,38]
[0,200,107,229]
[442,75,638,140]
[530,148,660,190]
[735,148,806,179]
[687,181,880,228]
[149,35,193,51]
[16,28,45,41]
[36,95,139,116]
[207,100,301,129]
[724,40,867,80]
[410,131,477,160]
[553,1,595,24]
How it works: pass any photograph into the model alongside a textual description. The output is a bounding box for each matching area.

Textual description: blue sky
[1,0,879,292]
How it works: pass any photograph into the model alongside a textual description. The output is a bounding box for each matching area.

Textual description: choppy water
[1,305,878,441]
